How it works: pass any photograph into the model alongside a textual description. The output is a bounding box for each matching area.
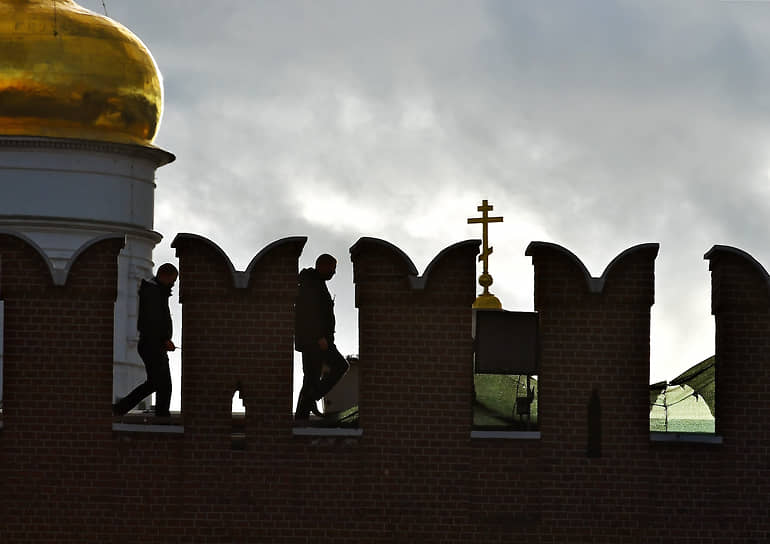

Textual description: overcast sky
[80,0,770,395]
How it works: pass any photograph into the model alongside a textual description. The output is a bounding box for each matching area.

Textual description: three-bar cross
[468,199,503,280]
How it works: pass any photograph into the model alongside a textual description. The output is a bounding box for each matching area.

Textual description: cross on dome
[467,199,504,309]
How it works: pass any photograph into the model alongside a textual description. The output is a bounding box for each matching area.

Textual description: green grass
[473,374,538,430]
[650,418,715,433]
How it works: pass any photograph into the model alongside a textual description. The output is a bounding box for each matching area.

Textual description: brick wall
[0,233,124,542]
[170,234,307,541]
[350,237,480,541]
[1,232,769,542]
[526,242,659,542]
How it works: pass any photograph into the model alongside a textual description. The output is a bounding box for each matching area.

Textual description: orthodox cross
[467,199,503,309]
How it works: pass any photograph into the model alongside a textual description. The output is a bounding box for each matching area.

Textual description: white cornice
[0,136,175,167]
[0,217,162,244]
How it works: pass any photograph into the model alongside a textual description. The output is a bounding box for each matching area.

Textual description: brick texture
[0,233,768,543]
[0,233,124,543]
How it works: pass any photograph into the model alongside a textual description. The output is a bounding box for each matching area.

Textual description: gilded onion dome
[0,0,163,146]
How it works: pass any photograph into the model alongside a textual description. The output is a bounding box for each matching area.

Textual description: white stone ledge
[471,430,541,440]
[650,432,723,444]
[112,423,184,434]
[292,427,362,437]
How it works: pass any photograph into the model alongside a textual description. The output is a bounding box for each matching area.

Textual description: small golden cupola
[0,0,163,146]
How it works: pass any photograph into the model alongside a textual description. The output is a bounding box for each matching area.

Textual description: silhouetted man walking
[113,263,177,418]
[294,254,349,420]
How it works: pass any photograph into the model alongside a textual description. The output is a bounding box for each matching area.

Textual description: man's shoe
[309,398,323,417]
[295,391,321,420]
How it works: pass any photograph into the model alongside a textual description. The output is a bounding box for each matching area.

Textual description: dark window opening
[587,389,601,457]
[232,389,246,450]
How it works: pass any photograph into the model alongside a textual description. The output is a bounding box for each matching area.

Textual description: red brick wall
[1,233,769,542]
[170,234,308,541]
[698,246,769,540]
[526,242,659,542]
[172,234,306,441]
[0,233,124,542]
[350,237,480,542]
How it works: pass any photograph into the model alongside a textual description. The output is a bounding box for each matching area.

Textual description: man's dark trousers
[299,343,349,412]
[114,339,172,417]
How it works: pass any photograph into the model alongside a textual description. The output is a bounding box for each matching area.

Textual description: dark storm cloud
[81,0,770,380]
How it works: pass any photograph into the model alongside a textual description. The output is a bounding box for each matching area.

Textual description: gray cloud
[80,0,770,383]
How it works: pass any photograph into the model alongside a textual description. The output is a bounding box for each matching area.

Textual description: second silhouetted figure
[294,254,349,420]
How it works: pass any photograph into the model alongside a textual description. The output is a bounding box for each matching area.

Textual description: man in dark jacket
[294,254,349,420]
[113,263,178,418]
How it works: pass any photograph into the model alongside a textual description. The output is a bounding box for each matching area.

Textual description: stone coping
[112,422,184,434]
[112,412,184,434]
[650,432,723,444]
[471,430,541,439]
[292,427,363,437]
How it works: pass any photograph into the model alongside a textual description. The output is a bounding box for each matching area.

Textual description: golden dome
[0,0,162,146]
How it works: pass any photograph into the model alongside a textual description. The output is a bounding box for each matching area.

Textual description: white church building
[0,0,175,407]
